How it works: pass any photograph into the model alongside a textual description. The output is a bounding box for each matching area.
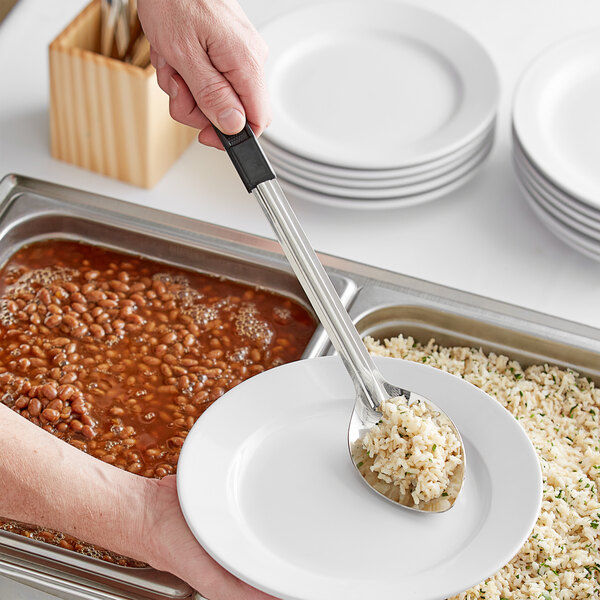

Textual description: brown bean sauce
[0,239,316,564]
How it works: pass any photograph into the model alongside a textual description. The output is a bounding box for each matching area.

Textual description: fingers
[197,128,224,150]
[152,46,247,139]
[151,476,278,600]
[168,45,247,135]
[196,121,266,150]
[152,51,212,132]
[144,3,272,148]
[214,37,271,136]
[198,561,278,600]
[167,73,212,132]
[149,47,161,69]
[154,56,177,94]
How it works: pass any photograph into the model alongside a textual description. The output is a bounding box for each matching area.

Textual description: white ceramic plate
[514,154,600,239]
[260,1,498,169]
[262,122,496,182]
[267,129,495,189]
[515,169,600,261]
[517,159,600,244]
[178,356,542,600]
[272,137,493,200]
[278,143,491,210]
[513,137,600,224]
[513,29,600,208]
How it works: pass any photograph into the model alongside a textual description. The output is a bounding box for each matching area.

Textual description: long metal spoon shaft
[253,179,388,411]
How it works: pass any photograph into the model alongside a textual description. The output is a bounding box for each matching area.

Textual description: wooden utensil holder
[49,0,196,188]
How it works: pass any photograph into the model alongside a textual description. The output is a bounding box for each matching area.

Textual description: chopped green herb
[432,444,437,452]
[441,492,448,497]
[356,461,363,468]
[591,521,599,529]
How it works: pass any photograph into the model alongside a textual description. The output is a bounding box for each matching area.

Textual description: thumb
[173,49,246,135]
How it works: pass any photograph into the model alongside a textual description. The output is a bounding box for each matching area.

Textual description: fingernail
[217,108,245,134]
[168,76,178,98]
[156,54,166,68]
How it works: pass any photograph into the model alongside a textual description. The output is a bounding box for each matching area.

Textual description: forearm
[0,403,156,561]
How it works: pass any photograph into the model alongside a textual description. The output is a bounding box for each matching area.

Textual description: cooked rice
[365,334,600,600]
[359,395,462,507]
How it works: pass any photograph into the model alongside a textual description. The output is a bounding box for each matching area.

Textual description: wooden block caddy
[49,0,196,188]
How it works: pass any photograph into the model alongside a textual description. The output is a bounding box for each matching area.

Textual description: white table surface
[1,0,599,597]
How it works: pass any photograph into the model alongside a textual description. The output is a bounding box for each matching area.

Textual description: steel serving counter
[1,174,599,600]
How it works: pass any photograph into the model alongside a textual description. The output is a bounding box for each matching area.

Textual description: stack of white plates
[259,1,499,210]
[513,29,600,261]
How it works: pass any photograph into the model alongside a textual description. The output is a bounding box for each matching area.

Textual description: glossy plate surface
[276,144,491,210]
[513,138,600,224]
[261,122,495,182]
[514,153,600,239]
[260,1,498,169]
[178,355,541,600]
[513,29,600,207]
[515,164,600,261]
[273,137,492,200]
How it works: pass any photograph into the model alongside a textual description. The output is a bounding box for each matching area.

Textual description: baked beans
[0,240,316,564]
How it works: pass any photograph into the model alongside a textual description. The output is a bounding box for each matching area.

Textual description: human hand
[0,399,276,600]
[137,0,271,149]
[143,475,278,600]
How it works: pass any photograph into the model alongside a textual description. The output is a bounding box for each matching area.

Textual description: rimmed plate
[272,137,493,200]
[262,122,496,182]
[513,136,600,224]
[260,1,498,169]
[267,129,495,189]
[277,142,492,210]
[514,154,600,239]
[513,28,600,208]
[515,167,600,261]
[178,355,541,600]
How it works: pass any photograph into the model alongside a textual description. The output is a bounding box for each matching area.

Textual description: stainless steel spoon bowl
[214,124,466,512]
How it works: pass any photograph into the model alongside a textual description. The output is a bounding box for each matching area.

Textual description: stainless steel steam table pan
[0,174,355,600]
[1,174,600,600]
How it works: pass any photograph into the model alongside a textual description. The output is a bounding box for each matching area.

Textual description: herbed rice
[359,395,462,507]
[365,334,600,600]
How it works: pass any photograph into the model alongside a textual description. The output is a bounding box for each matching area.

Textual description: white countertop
[1,0,599,598]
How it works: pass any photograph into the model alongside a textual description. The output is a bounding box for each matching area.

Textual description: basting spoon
[213,124,466,512]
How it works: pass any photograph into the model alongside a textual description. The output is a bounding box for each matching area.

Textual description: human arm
[137,0,271,149]
[0,403,276,600]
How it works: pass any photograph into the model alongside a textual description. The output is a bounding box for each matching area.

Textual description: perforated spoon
[214,124,465,512]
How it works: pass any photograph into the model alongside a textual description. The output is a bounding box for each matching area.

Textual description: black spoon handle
[213,123,275,193]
